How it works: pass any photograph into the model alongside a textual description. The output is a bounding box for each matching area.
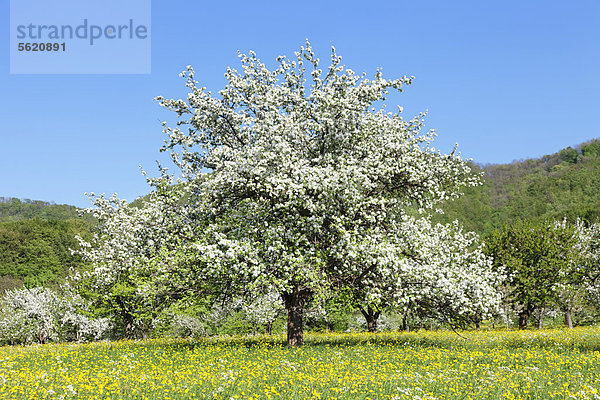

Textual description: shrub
[0,287,110,345]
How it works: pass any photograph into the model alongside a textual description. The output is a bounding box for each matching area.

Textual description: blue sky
[1,0,599,207]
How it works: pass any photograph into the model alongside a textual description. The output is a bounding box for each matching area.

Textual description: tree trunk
[282,288,310,347]
[402,312,410,332]
[359,305,381,333]
[38,329,47,344]
[125,320,133,339]
[518,312,529,329]
[518,305,534,329]
[265,322,272,336]
[538,307,544,330]
[473,314,482,330]
[564,309,573,329]
[116,296,136,339]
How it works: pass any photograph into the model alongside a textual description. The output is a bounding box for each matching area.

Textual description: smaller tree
[242,289,284,335]
[74,174,194,339]
[339,217,502,332]
[485,219,579,329]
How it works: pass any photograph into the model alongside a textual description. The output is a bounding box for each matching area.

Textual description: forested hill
[0,197,83,221]
[0,197,92,291]
[436,138,600,236]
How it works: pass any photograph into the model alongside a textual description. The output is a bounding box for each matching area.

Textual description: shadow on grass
[137,327,600,352]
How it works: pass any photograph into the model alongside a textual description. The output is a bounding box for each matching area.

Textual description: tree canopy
[147,41,501,345]
[484,219,580,329]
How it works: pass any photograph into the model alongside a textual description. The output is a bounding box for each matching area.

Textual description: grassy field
[2,328,600,399]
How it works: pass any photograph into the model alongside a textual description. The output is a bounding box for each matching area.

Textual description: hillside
[0,197,92,291]
[436,138,600,235]
[0,197,83,221]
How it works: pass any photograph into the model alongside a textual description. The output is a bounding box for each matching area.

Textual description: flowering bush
[0,287,110,344]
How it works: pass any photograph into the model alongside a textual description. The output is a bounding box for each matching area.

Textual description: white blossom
[154,41,501,341]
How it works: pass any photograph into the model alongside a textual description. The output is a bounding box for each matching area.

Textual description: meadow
[2,328,600,400]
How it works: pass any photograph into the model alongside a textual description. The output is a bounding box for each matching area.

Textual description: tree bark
[402,311,410,332]
[359,305,381,333]
[282,288,310,347]
[518,312,528,329]
[473,314,482,330]
[116,296,136,339]
[518,304,534,329]
[538,307,544,330]
[564,309,573,329]
[125,319,134,339]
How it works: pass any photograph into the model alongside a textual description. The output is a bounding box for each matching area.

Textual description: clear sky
[1,0,599,208]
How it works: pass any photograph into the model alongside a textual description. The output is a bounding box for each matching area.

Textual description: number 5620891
[18,42,66,51]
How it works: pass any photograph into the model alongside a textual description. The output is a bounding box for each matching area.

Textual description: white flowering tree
[242,289,284,335]
[567,220,600,326]
[0,287,63,344]
[156,41,501,345]
[338,217,502,332]
[576,221,600,282]
[74,172,198,338]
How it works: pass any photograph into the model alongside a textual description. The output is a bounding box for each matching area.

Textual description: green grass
[2,328,600,399]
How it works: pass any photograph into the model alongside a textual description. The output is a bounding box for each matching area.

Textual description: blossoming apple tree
[154,41,502,345]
